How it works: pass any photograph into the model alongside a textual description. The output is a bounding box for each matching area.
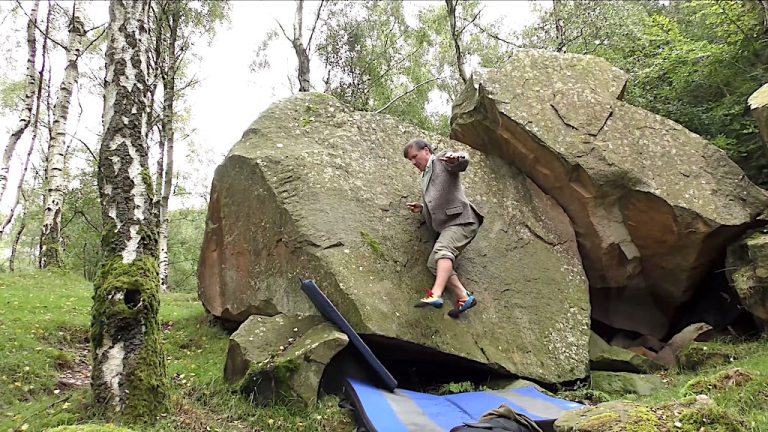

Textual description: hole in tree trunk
[124,290,141,310]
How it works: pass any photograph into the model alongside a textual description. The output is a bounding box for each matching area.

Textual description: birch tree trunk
[40,1,86,269]
[0,0,39,202]
[91,0,168,420]
[157,7,179,292]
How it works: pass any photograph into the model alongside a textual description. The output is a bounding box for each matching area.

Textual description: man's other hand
[406,202,423,213]
[439,152,464,165]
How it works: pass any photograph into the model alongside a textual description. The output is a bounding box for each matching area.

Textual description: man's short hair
[403,138,433,158]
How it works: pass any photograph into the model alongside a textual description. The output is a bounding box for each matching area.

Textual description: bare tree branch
[13,0,66,49]
[458,6,483,33]
[375,76,444,113]
[306,0,325,52]
[276,18,292,42]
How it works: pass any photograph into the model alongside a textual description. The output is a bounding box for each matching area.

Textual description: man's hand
[406,202,423,213]
[439,151,465,165]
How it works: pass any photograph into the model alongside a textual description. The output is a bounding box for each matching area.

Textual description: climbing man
[403,138,484,318]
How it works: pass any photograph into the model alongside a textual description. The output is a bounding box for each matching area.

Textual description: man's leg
[416,232,459,308]
[417,223,478,309]
[446,274,469,302]
[430,257,454,297]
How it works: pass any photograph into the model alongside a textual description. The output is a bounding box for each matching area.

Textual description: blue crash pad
[299,279,398,391]
[343,378,585,432]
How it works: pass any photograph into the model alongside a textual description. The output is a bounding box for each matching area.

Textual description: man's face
[406,146,431,172]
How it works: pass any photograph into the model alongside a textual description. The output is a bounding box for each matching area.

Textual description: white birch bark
[0,0,40,203]
[40,1,86,268]
[157,9,178,293]
[92,0,167,418]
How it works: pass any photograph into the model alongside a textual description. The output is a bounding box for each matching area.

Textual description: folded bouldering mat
[299,279,398,391]
[343,378,585,432]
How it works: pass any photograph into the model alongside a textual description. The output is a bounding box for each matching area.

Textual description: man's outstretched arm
[440,151,470,172]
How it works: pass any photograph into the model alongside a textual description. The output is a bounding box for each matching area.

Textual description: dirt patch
[39,324,91,390]
[55,344,90,390]
[174,399,250,432]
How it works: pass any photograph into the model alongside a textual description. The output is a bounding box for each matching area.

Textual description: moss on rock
[678,342,737,371]
[681,367,755,396]
[554,401,661,431]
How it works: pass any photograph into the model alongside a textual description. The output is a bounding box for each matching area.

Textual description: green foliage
[436,381,476,395]
[166,207,206,292]
[359,230,384,259]
[0,77,26,114]
[316,0,444,131]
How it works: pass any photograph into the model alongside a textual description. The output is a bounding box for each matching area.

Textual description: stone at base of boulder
[588,332,664,374]
[590,371,664,396]
[225,314,349,406]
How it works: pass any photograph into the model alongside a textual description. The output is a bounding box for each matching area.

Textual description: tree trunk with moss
[0,0,39,203]
[40,0,86,269]
[91,0,168,421]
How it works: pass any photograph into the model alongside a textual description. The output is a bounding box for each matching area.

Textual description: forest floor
[0,270,766,431]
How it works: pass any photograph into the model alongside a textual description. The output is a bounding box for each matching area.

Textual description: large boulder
[750,83,768,147]
[451,50,768,339]
[198,92,590,383]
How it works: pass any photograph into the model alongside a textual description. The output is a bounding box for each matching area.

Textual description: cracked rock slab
[224,313,348,405]
[199,92,590,383]
[451,49,768,338]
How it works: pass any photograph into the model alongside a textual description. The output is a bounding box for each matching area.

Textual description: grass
[2,270,768,431]
[557,336,768,431]
[0,270,354,432]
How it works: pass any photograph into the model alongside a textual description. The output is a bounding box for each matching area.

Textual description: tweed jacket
[421,151,484,233]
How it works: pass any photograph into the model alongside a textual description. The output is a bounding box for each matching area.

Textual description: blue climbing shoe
[448,293,477,318]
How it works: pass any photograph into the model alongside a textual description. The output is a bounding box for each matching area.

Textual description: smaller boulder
[726,231,768,329]
[590,371,664,396]
[554,400,660,431]
[588,332,664,373]
[225,314,349,406]
[750,83,768,147]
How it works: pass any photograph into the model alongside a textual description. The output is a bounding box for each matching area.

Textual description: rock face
[726,231,768,328]
[451,50,768,339]
[199,92,591,383]
[750,83,768,147]
[224,314,348,405]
